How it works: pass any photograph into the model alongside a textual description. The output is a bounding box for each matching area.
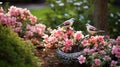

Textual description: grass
[30,7,51,19]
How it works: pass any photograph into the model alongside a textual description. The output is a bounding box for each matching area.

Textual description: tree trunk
[93,0,108,34]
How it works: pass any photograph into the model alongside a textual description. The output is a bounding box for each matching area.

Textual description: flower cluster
[42,27,84,50]
[0,6,46,45]
[77,35,120,67]
[43,22,120,66]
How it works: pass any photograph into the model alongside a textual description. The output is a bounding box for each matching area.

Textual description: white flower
[117,12,120,16]
[56,1,61,4]
[50,4,54,8]
[83,6,89,9]
[110,13,114,17]
[74,2,82,6]
[64,13,69,17]
[59,3,64,6]
[0,2,2,4]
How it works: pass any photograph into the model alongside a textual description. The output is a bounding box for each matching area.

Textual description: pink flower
[51,29,63,39]
[16,22,22,27]
[64,39,73,47]
[100,50,106,55]
[0,7,4,13]
[43,34,49,43]
[81,40,90,47]
[94,59,101,66]
[45,43,53,48]
[100,41,107,45]
[77,55,86,64]
[112,45,120,58]
[116,36,120,44]
[74,31,84,40]
[96,36,104,42]
[89,36,97,44]
[14,27,21,33]
[30,16,37,24]
[24,31,33,39]
[103,56,111,61]
[89,49,95,53]
[111,60,117,67]
[83,48,90,54]
[66,30,74,35]
[63,34,68,40]
[61,47,71,52]
[48,36,57,43]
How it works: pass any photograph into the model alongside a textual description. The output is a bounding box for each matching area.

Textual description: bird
[58,18,75,29]
[86,23,104,35]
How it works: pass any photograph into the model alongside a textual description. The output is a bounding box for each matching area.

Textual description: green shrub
[0,24,40,67]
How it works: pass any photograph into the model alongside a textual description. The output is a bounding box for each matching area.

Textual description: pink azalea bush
[76,35,120,67]
[42,27,84,49]
[0,6,46,45]
[42,25,120,66]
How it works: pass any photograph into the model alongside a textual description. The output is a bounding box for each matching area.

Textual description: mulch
[35,48,64,67]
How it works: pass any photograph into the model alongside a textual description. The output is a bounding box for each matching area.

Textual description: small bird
[58,18,75,28]
[86,23,104,35]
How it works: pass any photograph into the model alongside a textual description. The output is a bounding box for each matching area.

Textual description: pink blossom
[111,60,117,67]
[77,55,86,64]
[96,36,104,42]
[116,36,120,44]
[0,7,4,13]
[81,40,90,47]
[23,8,31,15]
[66,30,74,35]
[83,48,90,54]
[64,39,73,47]
[89,49,95,53]
[51,29,63,39]
[74,31,84,40]
[14,27,21,33]
[63,34,68,40]
[43,34,49,43]
[45,43,53,48]
[30,16,37,24]
[24,31,33,39]
[26,24,31,30]
[61,47,71,52]
[35,24,46,31]
[100,41,107,45]
[103,56,111,61]
[8,6,16,16]
[48,36,57,43]
[16,22,22,27]
[100,50,106,55]
[89,36,97,43]
[110,39,117,44]
[112,46,120,58]
[94,43,98,47]
[94,59,101,66]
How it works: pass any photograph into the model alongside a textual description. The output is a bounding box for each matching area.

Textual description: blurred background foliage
[42,0,120,38]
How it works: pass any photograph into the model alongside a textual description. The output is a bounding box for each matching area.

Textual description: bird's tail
[98,30,105,32]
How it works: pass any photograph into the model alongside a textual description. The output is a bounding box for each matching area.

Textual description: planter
[56,46,90,67]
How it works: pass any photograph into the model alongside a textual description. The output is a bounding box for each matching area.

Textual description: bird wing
[89,26,97,31]
[62,21,70,26]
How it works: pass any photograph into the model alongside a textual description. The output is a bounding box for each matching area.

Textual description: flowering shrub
[76,35,120,67]
[43,24,120,66]
[42,27,84,50]
[0,6,46,45]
